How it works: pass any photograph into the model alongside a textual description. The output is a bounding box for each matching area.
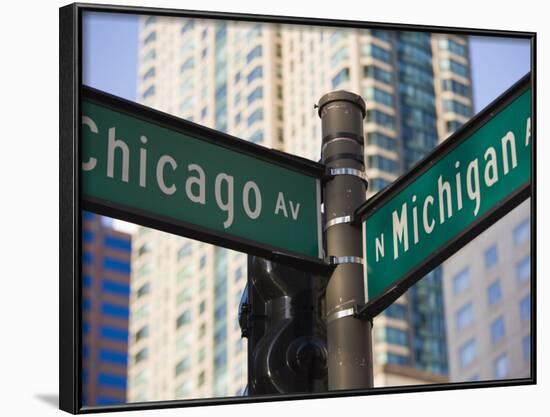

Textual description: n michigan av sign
[356,74,532,317]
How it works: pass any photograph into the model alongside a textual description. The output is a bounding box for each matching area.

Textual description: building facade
[82,212,132,406]
[129,15,476,400]
[281,27,473,376]
[442,200,531,382]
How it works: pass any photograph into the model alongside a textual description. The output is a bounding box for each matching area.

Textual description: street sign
[355,74,532,318]
[81,86,325,270]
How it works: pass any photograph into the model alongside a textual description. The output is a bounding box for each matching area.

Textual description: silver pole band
[329,167,368,182]
[321,137,363,154]
[324,215,353,231]
[328,256,364,265]
[326,307,355,324]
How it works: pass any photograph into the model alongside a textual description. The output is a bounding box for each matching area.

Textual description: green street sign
[81,87,325,269]
[356,75,532,317]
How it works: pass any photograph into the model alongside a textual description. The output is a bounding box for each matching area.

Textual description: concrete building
[442,200,531,382]
[129,15,476,401]
[81,211,132,406]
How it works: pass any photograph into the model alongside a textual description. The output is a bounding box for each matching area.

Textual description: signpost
[355,74,532,318]
[81,86,325,270]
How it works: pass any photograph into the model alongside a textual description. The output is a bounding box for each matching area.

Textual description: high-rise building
[282,27,473,377]
[130,15,476,400]
[81,212,132,406]
[442,200,531,382]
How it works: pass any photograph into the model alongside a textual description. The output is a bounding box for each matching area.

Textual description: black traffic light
[238,255,328,395]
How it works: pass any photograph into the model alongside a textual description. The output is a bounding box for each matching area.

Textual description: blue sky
[82,11,531,114]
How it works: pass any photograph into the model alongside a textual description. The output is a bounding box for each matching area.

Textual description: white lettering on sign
[275,192,289,218]
[81,116,309,231]
[186,164,206,204]
[156,155,177,195]
[107,127,130,183]
[371,116,528,265]
[139,136,148,188]
[215,173,234,229]
[525,117,531,146]
[243,181,262,220]
[392,202,409,260]
[375,233,384,262]
[82,116,98,171]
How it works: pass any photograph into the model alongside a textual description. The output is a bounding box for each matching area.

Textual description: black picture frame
[59,2,536,414]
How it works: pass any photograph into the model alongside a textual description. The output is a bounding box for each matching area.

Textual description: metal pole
[317,91,373,390]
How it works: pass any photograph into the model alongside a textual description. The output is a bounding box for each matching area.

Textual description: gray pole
[317,91,373,390]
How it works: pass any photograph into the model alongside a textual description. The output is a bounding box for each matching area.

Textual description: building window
[134,348,148,364]
[102,280,130,297]
[458,339,477,368]
[199,300,206,314]
[331,67,350,88]
[250,130,263,144]
[198,323,206,339]
[142,67,155,81]
[176,332,193,352]
[513,219,530,245]
[446,120,463,133]
[98,373,127,390]
[364,86,394,107]
[379,327,408,346]
[367,133,397,152]
[520,294,531,321]
[490,316,506,344]
[176,287,193,305]
[484,245,498,269]
[494,354,508,379]
[246,45,262,64]
[453,268,470,294]
[330,46,349,68]
[516,256,530,283]
[235,266,243,282]
[247,108,263,126]
[142,85,155,99]
[198,371,206,387]
[384,303,407,320]
[366,110,396,130]
[181,20,194,34]
[455,302,474,331]
[443,99,471,117]
[143,49,156,62]
[201,107,207,119]
[138,242,153,257]
[175,357,191,376]
[522,335,531,361]
[442,79,469,96]
[367,155,398,172]
[180,57,194,73]
[176,310,192,328]
[199,255,207,269]
[487,280,502,305]
[439,38,466,57]
[247,86,263,105]
[175,381,193,398]
[143,31,156,45]
[135,326,149,342]
[247,66,263,84]
[440,58,468,78]
[361,43,391,63]
[363,65,392,84]
[137,282,151,298]
[100,302,129,319]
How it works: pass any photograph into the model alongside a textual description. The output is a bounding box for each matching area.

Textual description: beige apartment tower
[129,14,480,402]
